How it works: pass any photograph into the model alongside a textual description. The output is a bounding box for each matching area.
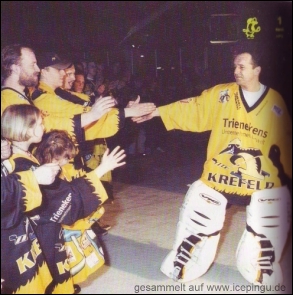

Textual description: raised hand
[81,96,116,127]
[95,146,126,178]
[90,96,116,120]
[33,163,61,185]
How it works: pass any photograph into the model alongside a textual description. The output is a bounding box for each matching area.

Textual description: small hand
[33,163,60,185]
[95,146,126,178]
[101,146,126,170]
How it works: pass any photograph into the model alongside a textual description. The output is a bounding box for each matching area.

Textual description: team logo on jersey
[9,218,36,245]
[55,243,66,252]
[40,110,49,117]
[219,90,230,103]
[213,138,270,180]
[272,105,283,117]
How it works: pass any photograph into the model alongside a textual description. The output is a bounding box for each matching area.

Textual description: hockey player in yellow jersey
[133,41,292,285]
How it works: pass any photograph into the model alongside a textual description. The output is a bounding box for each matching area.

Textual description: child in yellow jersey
[34,130,126,285]
[2,104,126,293]
[1,138,60,294]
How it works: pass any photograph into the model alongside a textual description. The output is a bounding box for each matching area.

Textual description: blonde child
[1,104,125,293]
[1,135,60,294]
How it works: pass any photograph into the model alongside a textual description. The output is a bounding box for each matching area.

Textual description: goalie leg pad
[161,180,227,282]
[236,186,291,285]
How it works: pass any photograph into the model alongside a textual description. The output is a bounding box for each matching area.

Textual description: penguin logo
[243,17,261,39]
[219,89,230,103]
[214,138,270,180]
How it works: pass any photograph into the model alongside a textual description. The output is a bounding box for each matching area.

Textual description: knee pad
[236,186,291,285]
[161,181,227,282]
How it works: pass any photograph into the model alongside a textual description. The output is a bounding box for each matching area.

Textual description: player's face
[234,53,259,90]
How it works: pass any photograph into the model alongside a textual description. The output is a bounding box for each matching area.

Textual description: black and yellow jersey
[9,154,107,287]
[1,170,54,294]
[1,87,84,144]
[158,83,292,204]
[33,82,124,141]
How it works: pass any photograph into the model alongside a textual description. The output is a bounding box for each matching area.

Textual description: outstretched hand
[125,95,156,118]
[131,109,157,123]
[91,96,116,121]
[95,146,126,178]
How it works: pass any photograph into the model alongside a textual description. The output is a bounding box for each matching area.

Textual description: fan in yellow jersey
[2,105,126,293]
[34,61,145,236]
[55,65,114,234]
[32,57,152,235]
[1,45,156,142]
[1,140,62,294]
[34,130,126,285]
[133,41,292,285]
[1,44,117,144]
[55,65,114,204]
[31,51,155,142]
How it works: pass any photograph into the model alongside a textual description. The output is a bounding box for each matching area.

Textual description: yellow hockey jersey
[1,170,54,294]
[158,83,292,204]
[54,88,112,181]
[8,154,108,290]
[33,82,122,141]
[1,88,83,143]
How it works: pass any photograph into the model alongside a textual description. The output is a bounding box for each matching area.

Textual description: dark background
[1,1,292,112]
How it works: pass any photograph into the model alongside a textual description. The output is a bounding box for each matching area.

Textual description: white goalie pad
[161,180,227,282]
[236,186,291,285]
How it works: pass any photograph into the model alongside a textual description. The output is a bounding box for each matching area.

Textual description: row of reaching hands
[1,96,156,186]
[1,138,126,187]
[81,94,157,181]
